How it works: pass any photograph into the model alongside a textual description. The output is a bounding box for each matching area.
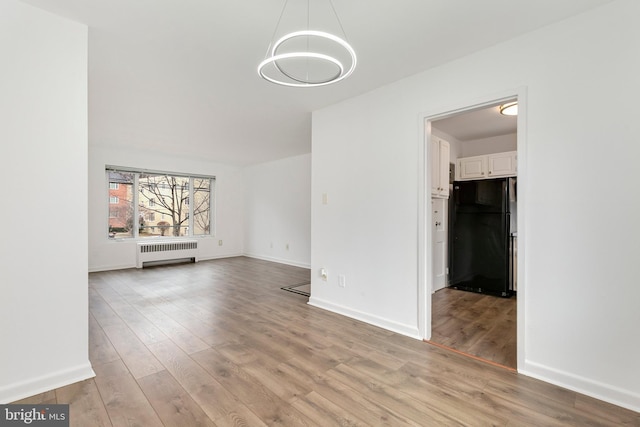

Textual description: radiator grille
[136,240,198,268]
[139,241,198,253]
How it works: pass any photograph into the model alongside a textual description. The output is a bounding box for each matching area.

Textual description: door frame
[418,88,527,371]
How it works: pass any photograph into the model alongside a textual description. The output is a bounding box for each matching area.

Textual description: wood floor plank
[290,390,369,426]
[574,393,640,426]
[147,338,268,427]
[95,286,170,346]
[11,390,57,405]
[233,347,314,403]
[93,359,164,427]
[101,323,165,379]
[122,319,169,346]
[55,378,112,427]
[325,363,463,425]
[191,347,282,406]
[89,288,126,329]
[343,358,510,426]
[192,348,318,426]
[137,370,216,427]
[121,288,214,354]
[88,313,121,367]
[480,378,604,427]
[279,356,429,426]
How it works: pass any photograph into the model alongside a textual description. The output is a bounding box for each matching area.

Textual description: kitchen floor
[431,287,516,369]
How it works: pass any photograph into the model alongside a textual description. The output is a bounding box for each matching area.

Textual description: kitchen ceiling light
[258,0,357,87]
[499,102,518,116]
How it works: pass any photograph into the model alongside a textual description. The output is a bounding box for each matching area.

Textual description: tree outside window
[107,168,214,239]
[138,174,189,237]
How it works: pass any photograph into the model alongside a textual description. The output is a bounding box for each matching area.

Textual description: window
[108,171,134,238]
[193,178,211,236]
[106,167,215,239]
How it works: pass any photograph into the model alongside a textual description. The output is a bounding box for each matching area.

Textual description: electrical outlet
[218,240,223,246]
[286,243,289,250]
[338,275,346,288]
[320,268,327,281]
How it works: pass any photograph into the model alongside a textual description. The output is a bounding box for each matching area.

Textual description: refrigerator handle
[504,178,509,213]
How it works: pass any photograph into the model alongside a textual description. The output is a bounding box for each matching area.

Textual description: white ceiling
[433,103,518,142]
[20,0,614,166]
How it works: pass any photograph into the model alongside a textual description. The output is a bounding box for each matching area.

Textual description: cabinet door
[458,155,487,180]
[488,151,517,177]
[437,139,450,197]
[431,138,441,195]
[431,137,450,198]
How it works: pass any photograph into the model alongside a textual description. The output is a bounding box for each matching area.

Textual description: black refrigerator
[449,177,516,297]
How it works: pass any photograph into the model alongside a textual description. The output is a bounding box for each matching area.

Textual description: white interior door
[432,198,447,293]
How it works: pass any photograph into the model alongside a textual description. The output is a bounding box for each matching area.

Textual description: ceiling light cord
[327,0,350,42]
[263,0,290,61]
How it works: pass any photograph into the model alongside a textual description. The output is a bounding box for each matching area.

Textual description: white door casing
[419,88,525,374]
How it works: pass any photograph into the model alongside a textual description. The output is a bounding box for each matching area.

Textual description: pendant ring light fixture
[258,0,357,87]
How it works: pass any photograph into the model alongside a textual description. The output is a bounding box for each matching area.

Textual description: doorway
[419,92,525,371]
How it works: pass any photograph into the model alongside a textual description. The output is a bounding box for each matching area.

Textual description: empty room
[1,0,639,425]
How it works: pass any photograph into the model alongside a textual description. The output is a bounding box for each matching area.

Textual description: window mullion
[134,173,140,239]
[210,178,215,237]
[188,178,194,237]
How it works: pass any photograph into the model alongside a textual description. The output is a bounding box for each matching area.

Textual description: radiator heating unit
[136,240,198,268]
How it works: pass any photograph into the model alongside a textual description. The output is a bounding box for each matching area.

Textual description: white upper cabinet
[431,137,450,198]
[487,151,517,177]
[457,155,487,180]
[457,151,517,181]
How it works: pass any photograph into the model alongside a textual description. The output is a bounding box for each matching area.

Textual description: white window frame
[106,166,215,240]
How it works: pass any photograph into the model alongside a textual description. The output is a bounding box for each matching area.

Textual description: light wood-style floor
[431,288,517,369]
[14,257,639,426]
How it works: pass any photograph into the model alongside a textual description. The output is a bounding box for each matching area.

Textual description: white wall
[0,1,93,403]
[88,146,244,271]
[243,154,311,268]
[461,133,517,157]
[311,0,639,412]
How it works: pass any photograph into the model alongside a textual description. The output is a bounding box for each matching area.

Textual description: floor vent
[136,240,198,268]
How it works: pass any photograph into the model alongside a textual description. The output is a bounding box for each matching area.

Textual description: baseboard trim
[197,253,244,262]
[520,360,640,413]
[308,297,421,340]
[89,263,134,273]
[243,253,311,269]
[89,253,246,273]
[0,362,95,404]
